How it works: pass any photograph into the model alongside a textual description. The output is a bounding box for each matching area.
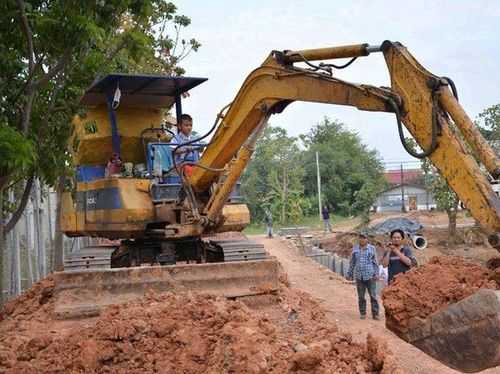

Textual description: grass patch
[243,214,348,235]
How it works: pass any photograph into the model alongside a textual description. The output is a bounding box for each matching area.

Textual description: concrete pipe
[411,235,428,250]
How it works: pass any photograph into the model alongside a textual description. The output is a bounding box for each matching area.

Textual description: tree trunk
[281,166,288,225]
[447,208,458,244]
[4,177,34,234]
[53,176,65,271]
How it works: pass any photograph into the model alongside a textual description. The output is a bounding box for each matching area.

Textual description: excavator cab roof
[80,73,208,108]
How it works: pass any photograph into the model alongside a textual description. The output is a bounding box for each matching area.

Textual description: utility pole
[400,163,406,212]
[316,151,322,221]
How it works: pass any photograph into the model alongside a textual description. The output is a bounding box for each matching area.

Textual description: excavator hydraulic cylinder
[284,43,381,63]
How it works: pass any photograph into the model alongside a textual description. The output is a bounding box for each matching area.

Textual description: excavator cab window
[146,142,207,180]
[147,142,206,202]
[149,143,174,178]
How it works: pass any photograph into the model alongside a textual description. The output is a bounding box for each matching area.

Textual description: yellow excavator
[56,41,499,373]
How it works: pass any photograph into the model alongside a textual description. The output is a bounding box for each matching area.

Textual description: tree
[0,0,199,297]
[405,138,460,242]
[0,0,199,226]
[242,126,306,225]
[476,103,500,155]
[300,117,386,219]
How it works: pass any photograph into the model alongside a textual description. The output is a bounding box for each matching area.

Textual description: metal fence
[2,180,84,301]
[305,246,386,296]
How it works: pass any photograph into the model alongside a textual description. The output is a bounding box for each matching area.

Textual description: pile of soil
[319,234,355,258]
[0,275,54,322]
[486,256,500,270]
[382,256,500,333]
[1,276,400,373]
[320,233,387,259]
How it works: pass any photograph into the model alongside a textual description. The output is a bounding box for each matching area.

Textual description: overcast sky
[174,1,500,168]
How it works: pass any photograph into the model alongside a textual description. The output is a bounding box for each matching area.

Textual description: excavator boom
[186,41,500,372]
[191,41,500,244]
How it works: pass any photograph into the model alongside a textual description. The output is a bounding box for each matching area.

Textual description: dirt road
[253,235,500,374]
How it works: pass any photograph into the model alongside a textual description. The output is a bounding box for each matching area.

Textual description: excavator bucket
[52,258,280,319]
[386,289,500,373]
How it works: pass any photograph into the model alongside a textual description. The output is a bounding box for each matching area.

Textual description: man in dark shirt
[321,205,332,233]
[264,210,273,238]
[382,229,414,283]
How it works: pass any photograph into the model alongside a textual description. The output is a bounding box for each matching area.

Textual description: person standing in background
[264,210,273,238]
[322,205,333,233]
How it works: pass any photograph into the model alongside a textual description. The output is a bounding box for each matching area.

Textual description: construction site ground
[1,211,499,373]
[0,269,401,373]
[323,211,498,265]
[253,233,500,374]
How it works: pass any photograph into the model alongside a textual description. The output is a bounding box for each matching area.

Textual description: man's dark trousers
[355,278,379,317]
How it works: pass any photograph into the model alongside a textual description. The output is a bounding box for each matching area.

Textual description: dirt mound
[486,257,500,270]
[320,233,355,258]
[382,256,500,332]
[320,233,387,259]
[1,279,400,373]
[0,276,54,322]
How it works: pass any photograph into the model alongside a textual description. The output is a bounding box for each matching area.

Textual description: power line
[383,160,422,164]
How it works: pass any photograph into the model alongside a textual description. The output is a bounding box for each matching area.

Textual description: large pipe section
[410,234,428,251]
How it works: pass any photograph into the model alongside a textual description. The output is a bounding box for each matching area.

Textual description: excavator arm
[180,41,500,372]
[190,41,500,249]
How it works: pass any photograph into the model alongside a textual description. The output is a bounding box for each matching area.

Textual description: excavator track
[54,238,278,319]
[64,246,116,271]
[209,239,269,262]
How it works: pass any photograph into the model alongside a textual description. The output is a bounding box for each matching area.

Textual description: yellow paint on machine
[216,204,251,232]
[61,178,154,237]
[71,105,168,165]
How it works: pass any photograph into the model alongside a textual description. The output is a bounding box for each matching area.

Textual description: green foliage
[476,103,500,154]
[242,126,307,224]
[242,118,387,224]
[352,182,380,225]
[0,124,34,180]
[300,117,387,216]
[0,0,199,190]
[427,175,459,212]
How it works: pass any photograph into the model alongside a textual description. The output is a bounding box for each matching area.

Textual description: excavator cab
[61,74,208,239]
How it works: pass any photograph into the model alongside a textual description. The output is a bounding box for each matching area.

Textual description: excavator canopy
[80,73,208,108]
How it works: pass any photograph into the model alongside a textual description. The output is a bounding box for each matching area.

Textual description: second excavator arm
[187,41,500,248]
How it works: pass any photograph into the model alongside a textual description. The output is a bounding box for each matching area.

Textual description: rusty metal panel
[52,258,280,319]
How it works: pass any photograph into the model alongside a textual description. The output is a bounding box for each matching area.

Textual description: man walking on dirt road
[264,210,273,238]
[322,205,333,233]
[347,233,380,320]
